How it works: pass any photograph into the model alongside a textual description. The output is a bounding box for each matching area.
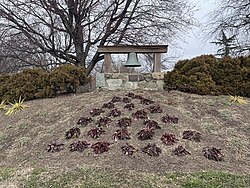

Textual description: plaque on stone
[125,82,139,89]
[96,73,106,88]
[128,74,139,82]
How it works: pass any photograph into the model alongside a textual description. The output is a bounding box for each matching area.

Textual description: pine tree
[211,30,237,57]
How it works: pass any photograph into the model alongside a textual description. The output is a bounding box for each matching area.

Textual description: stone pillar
[104,53,112,73]
[153,53,161,72]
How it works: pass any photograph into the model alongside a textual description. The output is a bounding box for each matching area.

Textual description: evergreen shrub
[0,64,88,101]
[164,55,250,97]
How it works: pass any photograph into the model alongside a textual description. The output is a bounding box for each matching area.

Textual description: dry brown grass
[0,90,249,176]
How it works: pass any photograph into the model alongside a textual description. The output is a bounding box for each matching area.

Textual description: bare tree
[208,0,250,55]
[0,0,195,75]
[0,31,62,73]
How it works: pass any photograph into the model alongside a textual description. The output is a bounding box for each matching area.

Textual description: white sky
[174,0,218,60]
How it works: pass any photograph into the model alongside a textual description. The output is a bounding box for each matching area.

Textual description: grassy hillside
[0,90,249,187]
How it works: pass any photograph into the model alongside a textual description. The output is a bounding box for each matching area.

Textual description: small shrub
[137,128,154,140]
[142,143,161,157]
[5,96,29,115]
[125,92,135,98]
[124,103,135,111]
[88,128,105,139]
[203,147,223,161]
[110,96,122,103]
[96,117,112,127]
[161,114,178,124]
[117,117,132,128]
[49,64,88,94]
[102,102,115,109]
[148,105,163,113]
[121,143,136,156]
[122,97,131,103]
[144,120,161,130]
[113,129,131,141]
[229,95,248,104]
[0,68,49,101]
[182,130,201,142]
[77,117,93,126]
[132,109,148,120]
[65,127,81,139]
[0,64,89,101]
[161,133,178,145]
[0,100,7,111]
[173,145,191,156]
[47,141,64,152]
[91,141,110,154]
[164,55,250,97]
[107,108,121,117]
[140,98,154,105]
[90,108,104,117]
[69,141,90,152]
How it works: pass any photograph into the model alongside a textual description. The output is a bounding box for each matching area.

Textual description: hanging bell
[124,52,141,67]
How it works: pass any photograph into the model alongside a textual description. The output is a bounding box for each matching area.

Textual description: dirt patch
[0,90,249,174]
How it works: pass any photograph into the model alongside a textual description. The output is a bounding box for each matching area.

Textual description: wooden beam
[153,53,161,72]
[104,53,112,73]
[98,45,168,53]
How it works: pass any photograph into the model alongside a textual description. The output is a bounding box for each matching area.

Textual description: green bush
[0,64,88,102]
[49,64,87,94]
[164,55,250,97]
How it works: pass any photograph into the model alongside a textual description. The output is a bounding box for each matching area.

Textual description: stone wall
[96,72,164,90]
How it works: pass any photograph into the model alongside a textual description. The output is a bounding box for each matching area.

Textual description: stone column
[104,53,112,73]
[153,53,161,72]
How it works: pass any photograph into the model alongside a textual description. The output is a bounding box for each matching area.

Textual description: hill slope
[0,90,249,176]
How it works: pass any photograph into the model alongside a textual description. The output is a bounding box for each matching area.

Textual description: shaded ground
[0,90,249,186]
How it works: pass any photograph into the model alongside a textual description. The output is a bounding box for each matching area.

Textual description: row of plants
[47,92,223,161]
[0,64,88,102]
[164,55,250,97]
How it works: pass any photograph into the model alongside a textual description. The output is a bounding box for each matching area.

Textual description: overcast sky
[174,0,218,60]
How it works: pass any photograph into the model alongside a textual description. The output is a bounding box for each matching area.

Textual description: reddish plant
[111,96,122,103]
[125,92,135,98]
[117,117,132,128]
[182,130,201,142]
[113,129,131,141]
[132,109,148,120]
[144,120,161,130]
[108,108,121,117]
[102,102,115,109]
[142,143,162,156]
[121,143,136,156]
[161,114,178,124]
[161,133,178,145]
[96,117,112,127]
[133,94,144,100]
[87,128,105,139]
[122,97,131,103]
[65,127,81,139]
[137,128,154,140]
[140,98,155,105]
[124,103,135,111]
[91,141,110,154]
[148,105,163,113]
[90,108,104,117]
[47,141,64,152]
[203,147,223,161]
[77,117,93,126]
[173,145,191,156]
[69,141,90,152]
